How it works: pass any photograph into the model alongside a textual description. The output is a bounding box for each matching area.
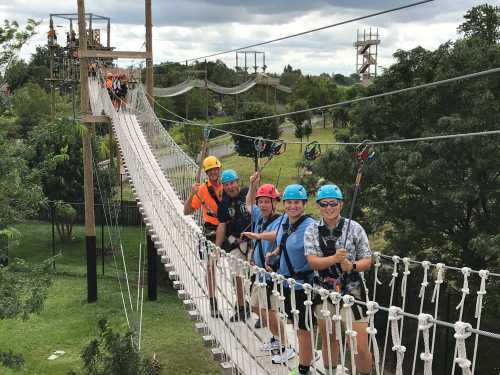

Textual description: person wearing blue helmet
[304,184,373,374]
[216,169,252,322]
[266,184,316,371]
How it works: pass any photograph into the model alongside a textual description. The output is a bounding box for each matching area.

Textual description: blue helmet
[282,184,308,201]
[221,169,239,184]
[316,184,343,202]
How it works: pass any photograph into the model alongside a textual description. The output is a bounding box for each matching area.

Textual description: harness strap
[279,215,310,279]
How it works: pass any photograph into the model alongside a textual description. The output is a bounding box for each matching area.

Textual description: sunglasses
[318,201,340,208]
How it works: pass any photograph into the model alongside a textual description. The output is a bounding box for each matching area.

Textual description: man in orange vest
[184,155,223,317]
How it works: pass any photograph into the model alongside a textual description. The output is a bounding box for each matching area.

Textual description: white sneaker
[271,346,296,364]
[260,337,281,352]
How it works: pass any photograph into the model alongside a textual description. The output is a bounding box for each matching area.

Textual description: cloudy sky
[0,0,485,76]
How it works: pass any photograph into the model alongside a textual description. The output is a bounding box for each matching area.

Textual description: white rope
[418,313,434,375]
[388,306,406,375]
[456,267,472,311]
[399,257,411,337]
[343,295,358,375]
[319,288,334,375]
[411,260,431,375]
[471,270,489,375]
[382,255,400,372]
[303,283,316,372]
[454,321,473,375]
[330,292,346,375]
[366,301,381,375]
[430,263,445,354]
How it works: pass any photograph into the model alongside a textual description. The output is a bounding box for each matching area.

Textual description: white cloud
[0,0,482,76]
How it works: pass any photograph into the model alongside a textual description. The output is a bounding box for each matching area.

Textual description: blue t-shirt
[250,205,285,268]
[276,215,316,288]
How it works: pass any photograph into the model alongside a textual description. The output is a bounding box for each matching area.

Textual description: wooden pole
[145,0,154,107]
[49,16,55,121]
[78,0,97,303]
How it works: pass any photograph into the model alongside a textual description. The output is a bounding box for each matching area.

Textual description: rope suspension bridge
[87,72,500,374]
[67,0,500,373]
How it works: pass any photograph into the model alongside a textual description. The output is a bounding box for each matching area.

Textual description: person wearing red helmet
[241,172,295,363]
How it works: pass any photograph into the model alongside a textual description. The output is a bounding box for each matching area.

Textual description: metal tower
[354,28,380,85]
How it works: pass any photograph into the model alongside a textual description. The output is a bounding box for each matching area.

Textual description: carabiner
[254,137,267,155]
[270,140,286,156]
[203,127,211,140]
[355,140,375,162]
[304,141,321,161]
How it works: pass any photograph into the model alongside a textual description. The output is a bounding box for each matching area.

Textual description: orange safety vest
[191,181,223,226]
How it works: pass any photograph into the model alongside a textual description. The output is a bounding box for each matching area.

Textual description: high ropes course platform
[154,73,292,97]
[88,74,500,375]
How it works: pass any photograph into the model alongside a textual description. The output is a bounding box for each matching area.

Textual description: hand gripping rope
[389,306,407,375]
[417,313,434,375]
[366,301,381,375]
[472,270,489,375]
[342,295,358,375]
[454,321,473,375]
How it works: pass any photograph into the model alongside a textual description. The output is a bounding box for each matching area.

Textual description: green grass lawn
[1,223,219,375]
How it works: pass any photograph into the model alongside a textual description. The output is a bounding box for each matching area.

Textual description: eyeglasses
[318,201,340,208]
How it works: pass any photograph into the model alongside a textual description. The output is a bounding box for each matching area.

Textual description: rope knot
[417,313,433,331]
[388,306,403,321]
[287,278,296,287]
[329,291,342,305]
[454,358,471,370]
[366,301,380,315]
[453,321,472,340]
[392,345,406,354]
[420,353,433,362]
[342,294,355,308]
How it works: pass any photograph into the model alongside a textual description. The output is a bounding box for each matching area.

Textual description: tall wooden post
[78,0,97,303]
[49,16,56,121]
[145,0,154,107]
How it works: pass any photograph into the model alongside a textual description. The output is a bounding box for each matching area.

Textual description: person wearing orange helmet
[241,171,296,363]
[183,155,223,317]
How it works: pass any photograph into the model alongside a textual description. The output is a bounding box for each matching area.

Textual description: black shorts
[283,287,315,331]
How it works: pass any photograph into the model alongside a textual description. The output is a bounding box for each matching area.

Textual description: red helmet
[256,184,280,200]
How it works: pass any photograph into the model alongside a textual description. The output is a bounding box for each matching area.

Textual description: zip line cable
[140,67,500,146]
[175,0,435,64]
[154,66,500,129]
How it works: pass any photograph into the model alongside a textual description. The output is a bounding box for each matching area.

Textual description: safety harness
[254,213,280,267]
[317,218,345,290]
[279,215,314,282]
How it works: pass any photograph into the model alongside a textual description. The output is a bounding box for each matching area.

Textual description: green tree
[225,102,281,171]
[28,118,85,203]
[458,4,499,44]
[80,319,160,375]
[12,82,50,137]
[0,18,39,80]
[312,8,500,272]
[289,99,311,151]
[4,59,29,91]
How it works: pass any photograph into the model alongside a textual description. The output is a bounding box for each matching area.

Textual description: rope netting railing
[88,76,500,375]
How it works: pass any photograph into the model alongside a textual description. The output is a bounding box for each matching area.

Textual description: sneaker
[287,368,310,375]
[271,346,296,364]
[260,337,281,352]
